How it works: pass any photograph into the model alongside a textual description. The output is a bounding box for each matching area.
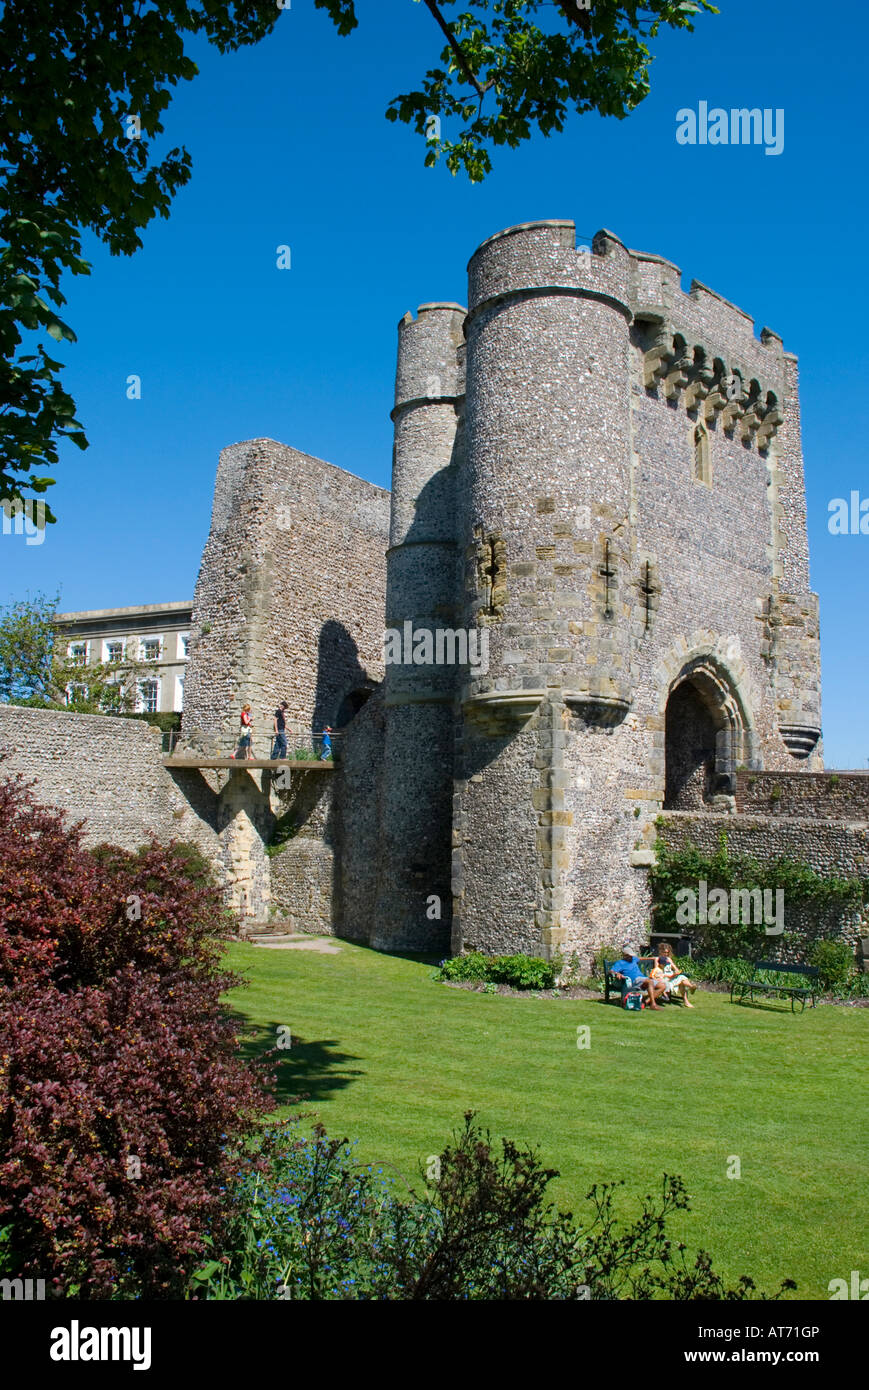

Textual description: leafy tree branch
[316,1,717,181]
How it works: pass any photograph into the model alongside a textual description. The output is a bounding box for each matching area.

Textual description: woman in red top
[237,704,254,760]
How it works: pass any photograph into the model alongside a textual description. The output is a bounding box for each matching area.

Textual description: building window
[66,683,88,705]
[69,642,88,666]
[101,681,122,713]
[693,422,711,485]
[179,633,190,659]
[139,679,159,713]
[105,640,124,664]
[140,638,161,662]
[175,675,185,711]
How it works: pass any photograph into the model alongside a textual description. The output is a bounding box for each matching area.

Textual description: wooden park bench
[730,960,819,1013]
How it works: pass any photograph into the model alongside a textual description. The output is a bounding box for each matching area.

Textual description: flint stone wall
[0,705,220,861]
[181,439,390,759]
[268,773,336,933]
[734,771,869,821]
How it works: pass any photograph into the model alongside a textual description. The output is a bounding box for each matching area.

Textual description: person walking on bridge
[237,704,254,761]
[272,701,289,760]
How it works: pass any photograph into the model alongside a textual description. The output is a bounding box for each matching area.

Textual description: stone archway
[664,678,719,808]
[656,637,757,810]
[334,686,374,729]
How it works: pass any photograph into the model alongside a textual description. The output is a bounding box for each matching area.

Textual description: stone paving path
[248,933,341,954]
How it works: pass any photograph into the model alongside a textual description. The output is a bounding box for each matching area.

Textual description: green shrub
[687,955,755,986]
[190,1113,796,1301]
[436,952,557,990]
[808,938,854,992]
[489,954,557,990]
[437,952,490,983]
[553,950,591,989]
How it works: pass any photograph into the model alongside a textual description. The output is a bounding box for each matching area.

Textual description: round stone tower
[373,303,466,951]
[452,221,638,959]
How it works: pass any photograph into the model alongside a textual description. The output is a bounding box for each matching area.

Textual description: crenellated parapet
[638,324,785,451]
[622,235,792,454]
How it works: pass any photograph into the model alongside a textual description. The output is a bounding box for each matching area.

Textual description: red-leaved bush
[0,773,270,1297]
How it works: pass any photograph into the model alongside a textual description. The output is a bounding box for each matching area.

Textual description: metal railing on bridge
[162,731,340,761]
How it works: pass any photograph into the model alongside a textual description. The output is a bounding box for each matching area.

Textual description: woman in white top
[657,942,699,1008]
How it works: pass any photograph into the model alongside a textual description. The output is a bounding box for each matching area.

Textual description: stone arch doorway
[663,658,753,810]
[334,686,374,729]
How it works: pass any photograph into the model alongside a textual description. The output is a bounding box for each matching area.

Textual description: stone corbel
[703,380,728,422]
[740,398,764,444]
[642,326,674,388]
[683,360,716,411]
[755,405,784,451]
[563,688,633,727]
[719,388,746,432]
[662,351,693,402]
[463,689,544,734]
[779,723,822,759]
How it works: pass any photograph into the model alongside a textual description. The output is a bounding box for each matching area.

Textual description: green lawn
[224,940,868,1298]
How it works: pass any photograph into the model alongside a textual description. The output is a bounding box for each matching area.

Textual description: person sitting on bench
[657,942,699,1008]
[609,945,667,1011]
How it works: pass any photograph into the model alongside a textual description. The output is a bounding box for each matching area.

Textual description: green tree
[318,1,716,181]
[0,590,152,713]
[0,1,282,519]
[0,591,58,703]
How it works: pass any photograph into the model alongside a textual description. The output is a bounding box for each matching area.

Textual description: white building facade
[55,601,193,714]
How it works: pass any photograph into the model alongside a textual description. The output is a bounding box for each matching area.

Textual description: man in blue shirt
[609,945,667,1010]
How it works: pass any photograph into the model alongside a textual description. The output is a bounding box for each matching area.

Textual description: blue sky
[2,0,867,765]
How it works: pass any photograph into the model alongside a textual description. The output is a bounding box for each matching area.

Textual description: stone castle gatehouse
[176,220,832,961]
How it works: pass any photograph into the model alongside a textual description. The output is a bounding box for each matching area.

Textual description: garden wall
[0,706,220,863]
[734,771,869,821]
[657,810,868,958]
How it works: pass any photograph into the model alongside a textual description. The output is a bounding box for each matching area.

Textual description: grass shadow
[228,1009,366,1106]
[729,999,813,1016]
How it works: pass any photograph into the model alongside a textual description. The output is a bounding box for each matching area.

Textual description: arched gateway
[661,651,757,810]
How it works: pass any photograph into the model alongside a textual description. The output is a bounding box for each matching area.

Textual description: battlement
[463,220,791,441]
[394,301,466,411]
[626,233,790,417]
[399,301,467,327]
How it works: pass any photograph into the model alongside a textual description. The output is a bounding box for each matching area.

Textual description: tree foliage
[316,0,717,181]
[0,589,153,712]
[1,2,714,515]
[0,0,282,515]
[0,776,270,1296]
